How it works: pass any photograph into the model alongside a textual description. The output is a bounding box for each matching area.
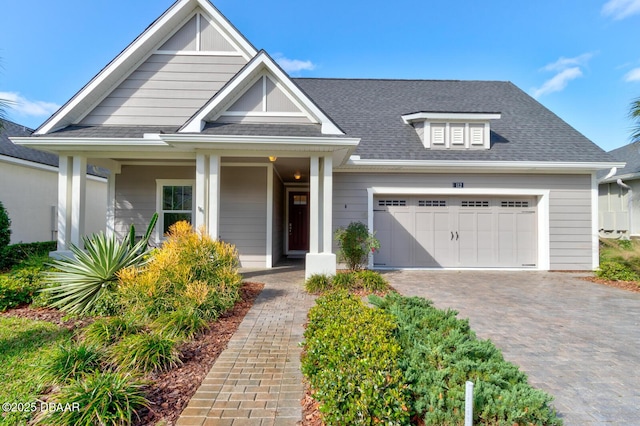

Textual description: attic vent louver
[401,112,501,151]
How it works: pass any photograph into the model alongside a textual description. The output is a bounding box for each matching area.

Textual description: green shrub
[37,370,148,426]
[305,270,389,294]
[371,293,562,425]
[0,200,11,253]
[46,342,103,383]
[331,271,355,289]
[305,273,333,293]
[109,332,181,373]
[357,270,389,292]
[0,274,44,311]
[0,241,56,271]
[152,307,209,339]
[618,239,633,250]
[83,316,142,348]
[334,221,380,271]
[596,260,640,281]
[43,232,152,315]
[302,292,411,425]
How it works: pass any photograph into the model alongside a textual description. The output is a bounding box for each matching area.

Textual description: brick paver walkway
[387,270,640,426]
[177,262,312,426]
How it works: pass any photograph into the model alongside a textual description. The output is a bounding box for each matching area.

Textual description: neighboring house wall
[0,156,107,244]
[332,172,593,270]
[599,179,640,236]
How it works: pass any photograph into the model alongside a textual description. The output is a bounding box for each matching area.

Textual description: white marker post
[465,381,474,426]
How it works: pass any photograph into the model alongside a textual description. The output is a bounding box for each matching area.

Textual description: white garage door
[373,196,537,268]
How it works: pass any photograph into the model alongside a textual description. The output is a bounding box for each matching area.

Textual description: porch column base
[305,253,336,279]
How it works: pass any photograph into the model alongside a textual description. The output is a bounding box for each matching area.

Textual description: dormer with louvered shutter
[402,112,501,150]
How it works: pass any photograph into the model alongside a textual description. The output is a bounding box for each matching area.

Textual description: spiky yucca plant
[42,232,150,315]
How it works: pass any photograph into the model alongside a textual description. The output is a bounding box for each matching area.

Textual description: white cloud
[602,0,640,20]
[624,67,640,82]
[0,92,60,117]
[273,54,315,74]
[533,68,583,98]
[542,53,594,72]
[532,53,594,98]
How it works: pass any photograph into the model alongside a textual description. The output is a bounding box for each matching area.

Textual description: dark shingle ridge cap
[293,77,510,83]
[1,118,35,133]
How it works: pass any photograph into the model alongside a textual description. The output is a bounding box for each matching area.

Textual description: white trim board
[366,187,551,270]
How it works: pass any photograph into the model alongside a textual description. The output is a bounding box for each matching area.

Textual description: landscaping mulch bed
[585,276,640,293]
[0,281,264,426]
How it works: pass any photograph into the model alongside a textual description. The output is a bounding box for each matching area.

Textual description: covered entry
[373,195,537,268]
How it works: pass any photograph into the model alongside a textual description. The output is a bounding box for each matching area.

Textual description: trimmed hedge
[371,293,562,425]
[0,241,56,271]
[304,270,389,294]
[302,292,411,425]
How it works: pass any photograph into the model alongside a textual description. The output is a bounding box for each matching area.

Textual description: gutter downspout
[617,178,632,237]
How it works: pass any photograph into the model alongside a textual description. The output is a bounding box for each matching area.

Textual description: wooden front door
[288,191,310,251]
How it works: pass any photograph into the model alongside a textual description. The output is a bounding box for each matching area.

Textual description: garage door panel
[373,195,537,268]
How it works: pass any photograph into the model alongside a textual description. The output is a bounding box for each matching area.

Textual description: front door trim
[285,186,310,254]
[367,187,550,270]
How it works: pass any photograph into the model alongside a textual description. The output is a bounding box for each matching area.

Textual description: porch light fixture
[268,156,277,162]
[293,171,302,180]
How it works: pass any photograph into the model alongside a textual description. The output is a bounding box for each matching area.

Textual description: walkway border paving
[176,264,312,426]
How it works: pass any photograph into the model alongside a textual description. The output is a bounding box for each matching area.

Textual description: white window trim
[367,187,550,271]
[156,179,196,242]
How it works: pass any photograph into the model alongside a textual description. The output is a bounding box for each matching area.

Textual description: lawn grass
[0,317,73,425]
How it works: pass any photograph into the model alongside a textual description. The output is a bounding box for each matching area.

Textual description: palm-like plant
[43,232,150,315]
[631,96,640,142]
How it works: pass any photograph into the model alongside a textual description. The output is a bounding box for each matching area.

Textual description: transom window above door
[156,179,195,236]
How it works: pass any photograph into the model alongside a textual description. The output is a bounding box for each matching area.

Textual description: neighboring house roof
[1,119,57,166]
[1,119,108,177]
[294,78,613,163]
[598,141,640,182]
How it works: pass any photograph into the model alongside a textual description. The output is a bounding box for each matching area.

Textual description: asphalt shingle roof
[39,78,614,164]
[294,78,614,163]
[1,119,57,166]
[600,141,640,180]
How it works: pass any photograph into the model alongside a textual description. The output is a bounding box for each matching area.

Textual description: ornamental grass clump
[302,292,411,425]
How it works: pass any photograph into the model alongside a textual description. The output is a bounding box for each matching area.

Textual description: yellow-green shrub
[116,221,241,323]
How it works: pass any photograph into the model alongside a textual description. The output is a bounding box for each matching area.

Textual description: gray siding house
[1,119,107,244]
[13,0,620,276]
[598,142,640,238]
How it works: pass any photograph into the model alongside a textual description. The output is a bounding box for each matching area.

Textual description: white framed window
[156,179,195,238]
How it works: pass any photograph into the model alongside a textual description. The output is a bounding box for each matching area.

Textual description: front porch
[46,133,357,278]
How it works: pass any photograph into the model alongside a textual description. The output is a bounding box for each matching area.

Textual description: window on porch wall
[161,185,193,234]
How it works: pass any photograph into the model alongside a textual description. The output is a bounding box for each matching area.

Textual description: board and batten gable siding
[220,166,267,268]
[80,54,247,126]
[332,172,594,270]
[114,165,195,244]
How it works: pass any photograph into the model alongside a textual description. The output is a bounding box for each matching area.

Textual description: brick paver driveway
[385,271,640,425]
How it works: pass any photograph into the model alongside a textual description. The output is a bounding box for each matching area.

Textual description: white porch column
[195,153,208,230]
[208,154,221,239]
[306,155,336,278]
[105,170,116,238]
[70,156,87,248]
[322,155,333,254]
[56,156,72,251]
[308,156,320,254]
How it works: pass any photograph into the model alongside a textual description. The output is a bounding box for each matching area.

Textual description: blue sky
[1,0,639,152]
